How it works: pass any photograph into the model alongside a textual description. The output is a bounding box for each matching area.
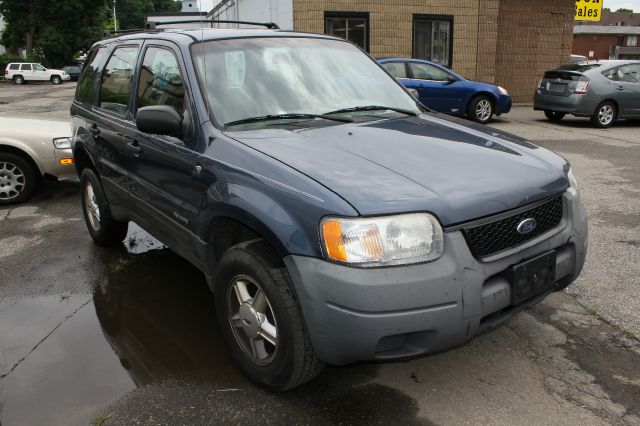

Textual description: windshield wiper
[324,105,418,117]
[225,113,352,127]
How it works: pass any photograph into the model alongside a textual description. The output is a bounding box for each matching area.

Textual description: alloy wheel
[598,104,614,126]
[475,99,492,122]
[0,161,25,201]
[84,182,101,231]
[227,275,278,365]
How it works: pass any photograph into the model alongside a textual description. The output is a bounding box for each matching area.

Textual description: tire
[214,240,324,391]
[544,110,565,122]
[0,153,37,205]
[50,75,62,85]
[591,101,617,128]
[13,75,24,85]
[468,95,494,124]
[80,168,128,246]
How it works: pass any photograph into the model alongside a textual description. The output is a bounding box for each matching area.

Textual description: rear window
[543,70,584,81]
[382,62,408,79]
[9,64,19,70]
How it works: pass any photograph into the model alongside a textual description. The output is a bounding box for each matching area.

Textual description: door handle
[126,140,142,157]
[89,123,100,136]
[615,85,625,91]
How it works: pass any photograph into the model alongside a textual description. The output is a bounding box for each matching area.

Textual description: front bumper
[533,90,597,116]
[284,191,587,365]
[496,94,512,115]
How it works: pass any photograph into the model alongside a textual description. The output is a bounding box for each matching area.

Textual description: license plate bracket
[504,250,557,305]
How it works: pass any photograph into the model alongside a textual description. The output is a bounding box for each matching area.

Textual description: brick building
[573,26,640,60]
[210,0,575,102]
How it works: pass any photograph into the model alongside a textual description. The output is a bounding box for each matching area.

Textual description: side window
[136,47,185,115]
[9,64,19,70]
[409,62,451,81]
[76,48,107,105]
[100,46,139,115]
[21,64,32,71]
[618,64,640,83]
[382,62,408,79]
[33,64,45,71]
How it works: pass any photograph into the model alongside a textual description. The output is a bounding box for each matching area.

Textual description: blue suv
[379,58,512,123]
[71,22,587,390]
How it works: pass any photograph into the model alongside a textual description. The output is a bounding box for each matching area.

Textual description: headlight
[498,86,509,96]
[53,137,71,149]
[321,213,444,267]
[567,167,580,200]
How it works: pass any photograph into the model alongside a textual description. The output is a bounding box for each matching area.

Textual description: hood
[0,117,71,139]
[225,114,568,225]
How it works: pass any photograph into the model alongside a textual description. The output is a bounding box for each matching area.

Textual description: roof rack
[145,20,280,30]
[102,28,153,39]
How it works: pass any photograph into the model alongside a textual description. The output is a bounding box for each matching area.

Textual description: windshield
[191,37,420,126]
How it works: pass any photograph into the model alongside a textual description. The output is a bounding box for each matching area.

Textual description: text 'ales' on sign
[575,0,603,21]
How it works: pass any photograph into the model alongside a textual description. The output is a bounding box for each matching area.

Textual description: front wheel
[544,110,565,122]
[50,75,62,85]
[591,101,616,128]
[214,240,324,391]
[80,168,128,246]
[468,95,494,124]
[0,153,36,205]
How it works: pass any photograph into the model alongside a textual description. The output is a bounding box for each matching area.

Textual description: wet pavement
[1,87,640,425]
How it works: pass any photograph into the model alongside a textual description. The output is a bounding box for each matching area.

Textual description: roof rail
[102,28,151,39]
[145,20,280,30]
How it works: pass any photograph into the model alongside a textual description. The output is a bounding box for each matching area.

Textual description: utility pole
[113,0,118,31]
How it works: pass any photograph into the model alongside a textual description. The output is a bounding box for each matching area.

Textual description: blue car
[379,58,512,124]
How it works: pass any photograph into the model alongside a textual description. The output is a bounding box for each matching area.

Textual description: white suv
[4,62,71,85]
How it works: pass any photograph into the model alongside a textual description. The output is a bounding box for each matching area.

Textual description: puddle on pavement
[0,225,425,425]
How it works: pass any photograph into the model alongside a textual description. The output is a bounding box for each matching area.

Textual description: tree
[615,8,634,13]
[0,0,181,66]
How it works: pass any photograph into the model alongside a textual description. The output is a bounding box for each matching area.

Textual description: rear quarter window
[75,48,107,105]
[9,64,19,70]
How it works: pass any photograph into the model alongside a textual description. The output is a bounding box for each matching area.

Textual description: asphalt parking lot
[0,82,639,426]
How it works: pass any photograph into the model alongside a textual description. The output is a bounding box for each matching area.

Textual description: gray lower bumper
[284,192,587,365]
[533,91,597,116]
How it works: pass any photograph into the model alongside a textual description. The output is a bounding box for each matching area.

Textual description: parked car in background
[571,54,588,64]
[71,25,586,390]
[378,58,512,124]
[63,65,82,81]
[534,60,640,128]
[0,117,75,204]
[4,63,71,85]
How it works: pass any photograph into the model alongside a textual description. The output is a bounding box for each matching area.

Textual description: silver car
[534,60,640,128]
[0,117,75,205]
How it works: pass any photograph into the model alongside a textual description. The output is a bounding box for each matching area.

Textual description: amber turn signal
[59,158,74,165]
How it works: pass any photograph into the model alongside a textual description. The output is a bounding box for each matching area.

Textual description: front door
[123,42,205,264]
[407,62,464,113]
[32,64,48,81]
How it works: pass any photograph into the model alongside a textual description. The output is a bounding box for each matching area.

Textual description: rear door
[91,44,141,203]
[19,63,33,80]
[407,62,463,113]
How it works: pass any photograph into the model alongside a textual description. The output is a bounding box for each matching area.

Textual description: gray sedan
[534,60,640,128]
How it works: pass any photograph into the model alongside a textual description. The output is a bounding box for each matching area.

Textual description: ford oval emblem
[517,218,537,235]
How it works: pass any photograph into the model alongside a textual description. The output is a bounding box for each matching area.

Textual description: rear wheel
[80,168,128,246]
[0,153,36,205]
[544,110,565,122]
[50,75,62,85]
[591,101,616,128]
[215,240,324,391]
[13,75,24,85]
[468,95,494,124]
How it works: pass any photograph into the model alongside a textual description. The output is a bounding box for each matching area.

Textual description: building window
[413,15,453,68]
[324,12,369,52]
[628,36,638,47]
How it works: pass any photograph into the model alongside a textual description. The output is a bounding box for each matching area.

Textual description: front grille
[462,196,563,258]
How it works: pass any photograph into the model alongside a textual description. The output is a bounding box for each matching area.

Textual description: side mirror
[136,105,182,136]
[408,88,419,99]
